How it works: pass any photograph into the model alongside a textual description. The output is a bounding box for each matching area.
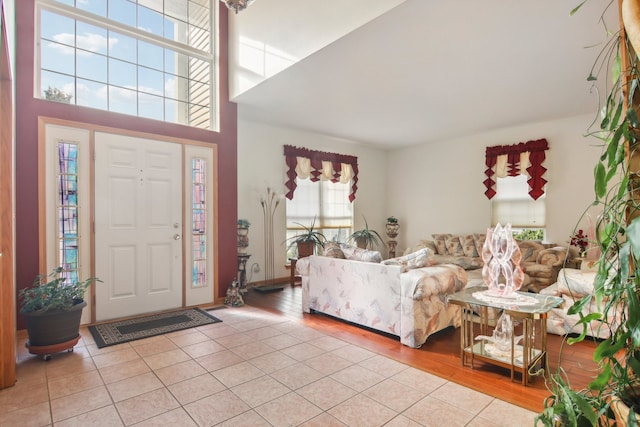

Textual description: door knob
[174,234,181,240]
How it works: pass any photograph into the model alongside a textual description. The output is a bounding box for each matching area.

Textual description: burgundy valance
[284,145,359,202]
[484,138,549,200]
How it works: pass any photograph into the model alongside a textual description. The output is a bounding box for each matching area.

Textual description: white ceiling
[232,0,617,150]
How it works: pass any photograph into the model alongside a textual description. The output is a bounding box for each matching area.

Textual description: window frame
[285,178,354,258]
[491,173,546,236]
[35,0,219,130]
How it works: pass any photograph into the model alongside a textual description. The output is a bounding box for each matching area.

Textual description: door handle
[174,234,181,240]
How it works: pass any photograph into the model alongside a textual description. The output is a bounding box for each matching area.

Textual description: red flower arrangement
[570,229,588,256]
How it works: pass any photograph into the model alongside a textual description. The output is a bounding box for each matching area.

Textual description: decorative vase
[237,227,249,253]
[481,223,525,297]
[385,222,399,239]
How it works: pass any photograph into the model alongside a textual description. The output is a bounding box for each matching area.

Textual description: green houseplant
[285,217,326,258]
[19,267,99,360]
[536,2,640,425]
[349,216,384,249]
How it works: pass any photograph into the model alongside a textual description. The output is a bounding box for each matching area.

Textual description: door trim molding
[37,117,219,323]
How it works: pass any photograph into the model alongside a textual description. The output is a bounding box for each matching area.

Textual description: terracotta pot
[612,389,640,427]
[296,241,315,258]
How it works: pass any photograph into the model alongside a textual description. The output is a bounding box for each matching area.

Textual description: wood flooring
[245,283,601,413]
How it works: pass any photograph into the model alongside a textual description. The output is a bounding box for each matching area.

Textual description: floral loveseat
[298,246,467,348]
[403,234,574,293]
[540,261,621,338]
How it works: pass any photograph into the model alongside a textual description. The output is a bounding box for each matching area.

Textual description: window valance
[284,145,359,202]
[484,138,549,200]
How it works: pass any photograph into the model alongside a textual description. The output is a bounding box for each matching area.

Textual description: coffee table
[448,286,564,385]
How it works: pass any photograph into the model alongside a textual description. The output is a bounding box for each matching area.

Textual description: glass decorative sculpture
[481,223,525,298]
[475,312,523,352]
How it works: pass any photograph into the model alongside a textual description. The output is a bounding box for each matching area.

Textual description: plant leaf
[594,162,607,199]
[570,1,586,16]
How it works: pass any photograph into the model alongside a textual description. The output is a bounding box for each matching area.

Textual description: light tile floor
[1,306,537,426]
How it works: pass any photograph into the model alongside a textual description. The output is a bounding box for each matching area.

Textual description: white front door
[94,132,183,321]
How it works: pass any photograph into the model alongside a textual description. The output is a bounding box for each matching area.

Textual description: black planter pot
[21,300,86,347]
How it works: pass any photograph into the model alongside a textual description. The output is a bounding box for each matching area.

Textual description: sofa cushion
[430,254,483,270]
[323,242,346,259]
[460,234,479,257]
[432,234,451,255]
[339,244,383,263]
[445,235,465,256]
[382,248,434,272]
[518,240,544,263]
[473,233,486,256]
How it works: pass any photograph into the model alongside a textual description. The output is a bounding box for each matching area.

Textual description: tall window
[36,0,217,130]
[57,142,81,283]
[492,174,546,238]
[191,158,207,287]
[286,178,353,258]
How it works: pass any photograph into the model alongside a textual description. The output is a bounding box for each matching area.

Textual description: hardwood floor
[245,283,600,413]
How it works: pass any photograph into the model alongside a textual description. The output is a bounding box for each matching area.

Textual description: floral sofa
[297,247,467,348]
[403,234,575,293]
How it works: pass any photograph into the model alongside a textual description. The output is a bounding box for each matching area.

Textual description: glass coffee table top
[448,286,564,314]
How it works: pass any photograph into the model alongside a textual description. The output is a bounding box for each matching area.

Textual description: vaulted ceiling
[231,0,618,150]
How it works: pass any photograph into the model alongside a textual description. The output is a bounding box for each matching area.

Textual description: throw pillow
[445,235,465,256]
[432,233,451,255]
[323,242,346,259]
[382,248,433,271]
[460,234,478,257]
[402,240,437,257]
[340,244,383,263]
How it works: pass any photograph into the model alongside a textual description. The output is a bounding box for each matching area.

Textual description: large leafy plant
[285,216,327,250]
[537,3,640,425]
[19,267,100,313]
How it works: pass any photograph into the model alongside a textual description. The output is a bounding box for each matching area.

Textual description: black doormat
[253,284,285,293]
[88,308,222,348]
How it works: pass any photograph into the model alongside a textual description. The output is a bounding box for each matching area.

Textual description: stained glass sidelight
[191,158,207,287]
[57,142,80,284]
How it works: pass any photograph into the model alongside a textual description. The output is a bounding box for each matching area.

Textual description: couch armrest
[536,246,568,267]
[295,257,311,276]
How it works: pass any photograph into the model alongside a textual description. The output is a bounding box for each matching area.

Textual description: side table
[289,258,301,286]
[448,287,563,385]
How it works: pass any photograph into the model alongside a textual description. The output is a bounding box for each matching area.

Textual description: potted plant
[386,216,399,239]
[19,267,100,360]
[237,218,250,253]
[285,217,326,258]
[536,3,640,425]
[349,216,384,249]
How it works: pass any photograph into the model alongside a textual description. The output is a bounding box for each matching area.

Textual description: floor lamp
[256,187,283,292]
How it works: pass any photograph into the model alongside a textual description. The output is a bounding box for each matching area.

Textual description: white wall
[237,115,388,283]
[238,113,601,279]
[387,113,601,252]
[228,0,405,99]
